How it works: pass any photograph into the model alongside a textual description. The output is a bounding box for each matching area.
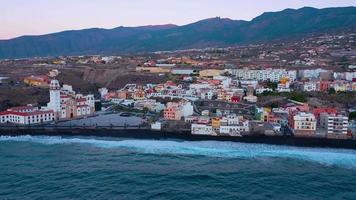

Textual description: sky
[1,0,355,39]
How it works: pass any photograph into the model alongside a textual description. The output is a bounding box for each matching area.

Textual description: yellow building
[133,90,146,100]
[280,77,289,84]
[136,67,171,73]
[199,69,223,77]
[212,118,221,128]
[24,76,49,87]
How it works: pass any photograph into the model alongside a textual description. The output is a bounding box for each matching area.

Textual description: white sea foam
[1,135,356,168]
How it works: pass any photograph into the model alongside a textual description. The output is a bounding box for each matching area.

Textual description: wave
[1,135,356,168]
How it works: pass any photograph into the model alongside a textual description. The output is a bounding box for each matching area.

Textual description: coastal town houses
[289,112,317,136]
[0,106,55,125]
[231,68,297,83]
[163,100,194,121]
[191,114,249,136]
[320,113,349,138]
[44,79,95,120]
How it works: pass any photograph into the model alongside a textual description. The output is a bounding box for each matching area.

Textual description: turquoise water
[1,136,356,200]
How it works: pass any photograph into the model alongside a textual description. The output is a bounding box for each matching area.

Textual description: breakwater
[0,126,355,150]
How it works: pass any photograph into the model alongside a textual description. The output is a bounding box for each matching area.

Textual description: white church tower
[48,79,61,116]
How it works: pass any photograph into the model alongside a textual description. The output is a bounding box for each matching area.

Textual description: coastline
[0,127,356,150]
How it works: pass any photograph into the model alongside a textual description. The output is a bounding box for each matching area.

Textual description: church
[45,79,95,120]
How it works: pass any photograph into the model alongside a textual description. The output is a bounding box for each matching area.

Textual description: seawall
[0,127,355,150]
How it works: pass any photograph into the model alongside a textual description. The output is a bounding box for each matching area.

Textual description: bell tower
[49,79,61,113]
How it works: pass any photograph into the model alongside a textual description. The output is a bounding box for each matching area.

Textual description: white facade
[0,109,55,125]
[85,95,95,109]
[219,124,249,135]
[200,91,214,100]
[292,112,316,132]
[99,88,108,99]
[243,95,257,103]
[181,102,194,117]
[191,124,213,135]
[277,83,291,93]
[233,68,297,82]
[47,80,61,114]
[302,82,318,92]
[151,122,162,130]
[256,87,273,94]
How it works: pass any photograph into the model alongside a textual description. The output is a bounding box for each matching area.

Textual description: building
[277,82,291,93]
[243,95,258,103]
[45,79,95,120]
[289,112,317,136]
[320,113,348,137]
[98,88,108,99]
[47,79,61,116]
[219,121,249,135]
[24,75,50,87]
[136,67,171,73]
[301,82,318,92]
[171,69,196,75]
[313,108,337,124]
[163,101,193,121]
[232,68,297,82]
[199,69,223,78]
[191,124,213,135]
[0,106,54,125]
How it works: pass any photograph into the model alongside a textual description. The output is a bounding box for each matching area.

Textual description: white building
[232,68,297,83]
[47,80,61,115]
[302,82,318,92]
[151,122,162,131]
[44,79,95,120]
[98,88,108,99]
[255,87,273,94]
[200,90,214,100]
[291,112,317,135]
[244,95,258,103]
[277,82,291,93]
[219,120,249,135]
[191,124,213,135]
[0,106,54,125]
[181,101,194,117]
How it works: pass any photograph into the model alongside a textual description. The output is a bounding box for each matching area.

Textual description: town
[0,32,355,140]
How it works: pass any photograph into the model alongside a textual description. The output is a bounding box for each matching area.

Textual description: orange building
[24,75,49,87]
[163,106,181,121]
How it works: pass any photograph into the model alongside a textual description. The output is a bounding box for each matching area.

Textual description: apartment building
[320,113,348,135]
[289,112,317,136]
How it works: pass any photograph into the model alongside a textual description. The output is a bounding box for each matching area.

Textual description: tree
[270,102,279,109]
[328,88,336,95]
[289,92,307,103]
[143,107,149,115]
[349,112,356,120]
[266,81,278,90]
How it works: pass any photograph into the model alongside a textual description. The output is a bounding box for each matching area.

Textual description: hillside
[0,7,355,59]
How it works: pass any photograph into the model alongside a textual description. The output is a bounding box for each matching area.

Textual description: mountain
[0,7,355,59]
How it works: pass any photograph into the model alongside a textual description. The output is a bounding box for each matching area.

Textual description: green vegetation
[289,92,307,103]
[328,88,336,95]
[259,91,308,103]
[349,112,356,120]
[266,81,278,90]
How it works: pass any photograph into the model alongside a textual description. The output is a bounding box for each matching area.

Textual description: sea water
[0,135,355,199]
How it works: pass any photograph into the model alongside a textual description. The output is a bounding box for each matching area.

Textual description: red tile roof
[0,110,54,117]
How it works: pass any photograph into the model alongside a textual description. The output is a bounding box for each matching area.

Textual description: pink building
[164,103,182,121]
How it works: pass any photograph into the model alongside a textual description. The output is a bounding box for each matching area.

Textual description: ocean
[0,135,355,200]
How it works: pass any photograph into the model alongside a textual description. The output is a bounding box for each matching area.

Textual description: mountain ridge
[0,6,355,59]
